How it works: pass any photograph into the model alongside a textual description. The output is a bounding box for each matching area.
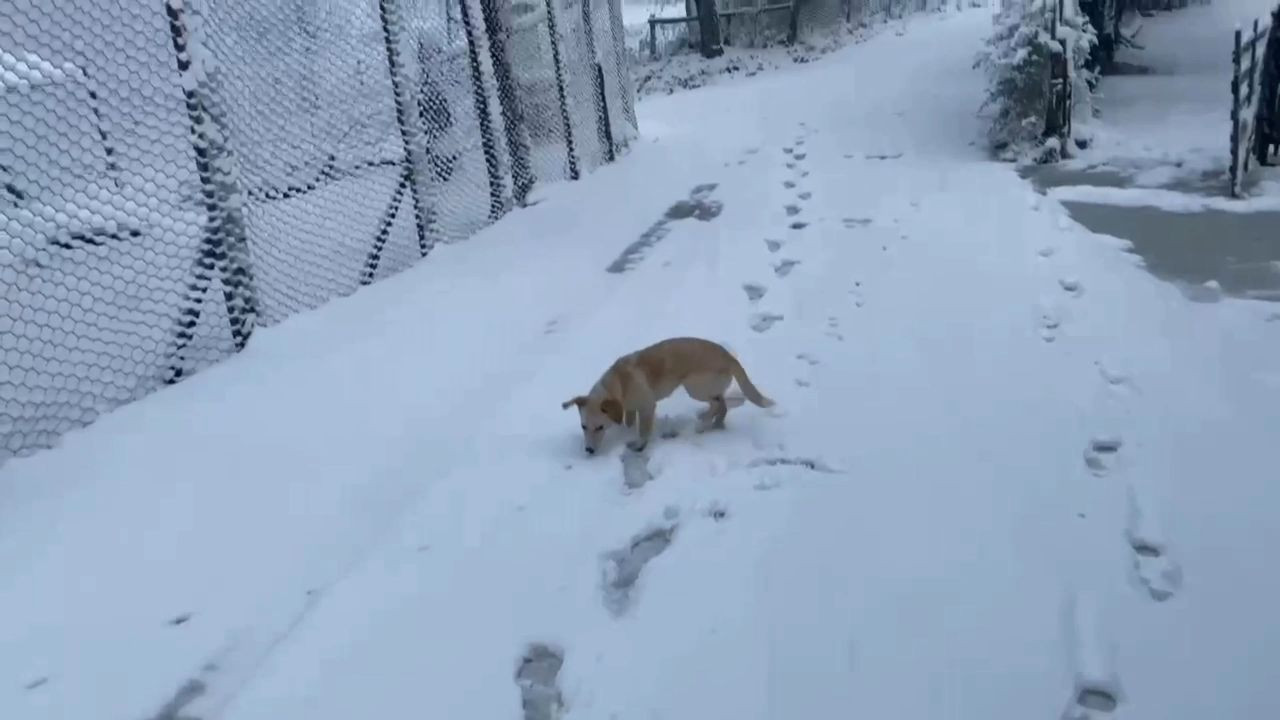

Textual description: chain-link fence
[0,0,637,462]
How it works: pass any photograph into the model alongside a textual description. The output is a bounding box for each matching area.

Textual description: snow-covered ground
[4,7,1280,720]
[1069,0,1280,198]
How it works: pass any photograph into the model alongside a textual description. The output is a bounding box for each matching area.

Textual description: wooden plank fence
[647,0,799,59]
[1229,5,1280,197]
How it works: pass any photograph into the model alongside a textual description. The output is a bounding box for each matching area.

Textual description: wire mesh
[0,0,637,462]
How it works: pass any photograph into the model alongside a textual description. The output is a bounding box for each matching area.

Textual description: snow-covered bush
[975,0,1097,162]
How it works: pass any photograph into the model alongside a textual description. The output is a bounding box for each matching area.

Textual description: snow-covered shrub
[975,0,1097,161]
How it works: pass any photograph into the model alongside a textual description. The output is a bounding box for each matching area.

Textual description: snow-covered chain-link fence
[0,0,637,462]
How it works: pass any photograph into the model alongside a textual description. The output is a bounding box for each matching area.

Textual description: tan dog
[562,337,774,455]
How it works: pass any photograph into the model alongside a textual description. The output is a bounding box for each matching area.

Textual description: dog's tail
[729,357,774,408]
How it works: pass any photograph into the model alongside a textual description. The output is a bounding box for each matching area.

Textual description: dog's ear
[561,395,587,410]
[600,398,624,424]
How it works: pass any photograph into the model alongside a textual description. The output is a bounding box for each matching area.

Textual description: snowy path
[4,8,1280,720]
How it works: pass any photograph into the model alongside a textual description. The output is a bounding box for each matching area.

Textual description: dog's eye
[595,425,605,432]
[581,424,587,431]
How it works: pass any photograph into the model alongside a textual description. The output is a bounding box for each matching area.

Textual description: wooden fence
[1229,5,1280,197]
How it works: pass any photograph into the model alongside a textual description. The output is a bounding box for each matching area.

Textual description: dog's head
[562,394,623,455]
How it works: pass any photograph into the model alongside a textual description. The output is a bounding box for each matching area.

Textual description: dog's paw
[626,440,648,453]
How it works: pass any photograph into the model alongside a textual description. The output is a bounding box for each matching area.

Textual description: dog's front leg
[627,406,656,452]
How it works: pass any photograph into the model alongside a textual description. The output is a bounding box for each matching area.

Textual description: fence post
[787,0,799,44]
[697,0,726,57]
[479,0,537,206]
[377,0,434,255]
[1230,26,1243,197]
[1249,19,1261,109]
[162,0,258,384]
[581,0,615,161]
[649,16,658,59]
[544,0,581,180]
[1257,9,1280,165]
[458,0,506,219]
[605,0,638,132]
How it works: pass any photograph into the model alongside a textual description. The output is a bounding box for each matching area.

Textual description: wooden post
[1249,18,1261,108]
[649,16,658,59]
[696,0,725,57]
[754,0,763,47]
[788,0,798,43]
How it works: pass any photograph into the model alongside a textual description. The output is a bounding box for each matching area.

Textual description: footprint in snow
[1061,685,1120,720]
[743,283,767,302]
[1059,277,1085,298]
[849,287,866,308]
[783,180,797,189]
[764,238,784,253]
[602,520,678,616]
[774,259,800,277]
[1125,486,1182,602]
[1039,306,1062,343]
[1083,436,1122,477]
[1096,361,1136,396]
[825,322,845,342]
[789,221,809,230]
[1061,595,1124,720]
[516,643,565,720]
[798,191,813,201]
[784,204,802,217]
[750,313,784,333]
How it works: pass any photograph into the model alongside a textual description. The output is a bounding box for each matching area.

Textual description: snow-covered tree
[975,0,1097,162]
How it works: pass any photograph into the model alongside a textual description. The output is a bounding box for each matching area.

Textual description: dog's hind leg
[685,373,733,431]
[624,409,638,428]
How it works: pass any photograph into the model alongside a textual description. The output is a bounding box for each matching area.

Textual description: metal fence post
[377,0,434,255]
[458,0,506,218]
[1230,26,1243,196]
[162,0,258,384]
[480,0,537,206]
[605,0,637,132]
[544,0,581,180]
[581,0,614,161]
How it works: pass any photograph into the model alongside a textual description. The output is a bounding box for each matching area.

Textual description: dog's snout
[585,446,596,455]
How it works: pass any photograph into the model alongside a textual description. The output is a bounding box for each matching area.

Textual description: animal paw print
[825,316,844,342]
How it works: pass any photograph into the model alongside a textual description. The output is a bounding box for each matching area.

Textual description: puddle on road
[1021,165,1280,303]
[1058,201,1280,302]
